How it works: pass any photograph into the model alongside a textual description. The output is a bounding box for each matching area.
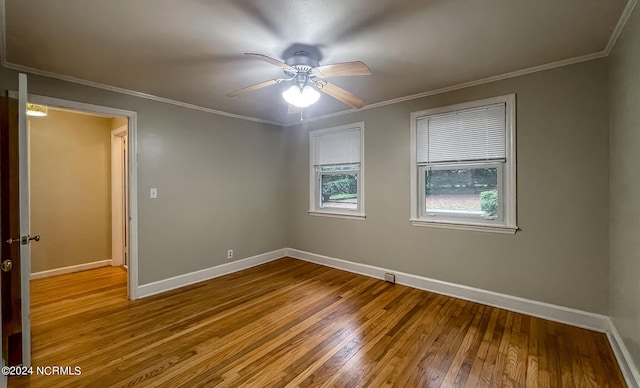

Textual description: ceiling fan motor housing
[284,51,319,77]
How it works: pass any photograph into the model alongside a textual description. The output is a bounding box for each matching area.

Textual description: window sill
[410,219,518,234]
[309,211,366,221]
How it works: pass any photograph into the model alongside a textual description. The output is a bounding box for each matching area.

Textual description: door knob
[1,259,12,272]
[5,234,40,245]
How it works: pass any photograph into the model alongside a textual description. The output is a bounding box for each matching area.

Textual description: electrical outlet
[227,249,233,259]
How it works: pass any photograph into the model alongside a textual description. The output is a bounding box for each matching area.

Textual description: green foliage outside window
[480,190,498,216]
[321,175,357,200]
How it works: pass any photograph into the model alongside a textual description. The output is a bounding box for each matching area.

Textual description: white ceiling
[3,0,632,125]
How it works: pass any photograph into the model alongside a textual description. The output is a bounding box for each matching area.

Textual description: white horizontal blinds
[313,128,361,166]
[417,103,506,164]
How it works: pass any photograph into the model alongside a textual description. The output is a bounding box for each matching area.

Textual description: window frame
[309,122,365,220]
[410,95,517,234]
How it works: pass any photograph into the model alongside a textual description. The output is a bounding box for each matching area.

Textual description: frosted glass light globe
[282,85,320,108]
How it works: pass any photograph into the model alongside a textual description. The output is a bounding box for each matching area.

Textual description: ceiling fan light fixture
[282,85,320,108]
[26,103,48,117]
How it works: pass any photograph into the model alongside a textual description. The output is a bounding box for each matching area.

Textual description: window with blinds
[309,123,365,218]
[312,128,361,166]
[416,104,506,165]
[410,95,517,233]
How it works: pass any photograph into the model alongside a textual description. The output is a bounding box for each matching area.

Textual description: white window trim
[309,122,365,219]
[410,94,517,234]
[308,211,366,221]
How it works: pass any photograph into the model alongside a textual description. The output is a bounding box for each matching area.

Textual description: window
[309,123,364,219]
[410,95,517,233]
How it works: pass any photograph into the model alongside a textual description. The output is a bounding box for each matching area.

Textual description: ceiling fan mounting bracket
[284,51,319,70]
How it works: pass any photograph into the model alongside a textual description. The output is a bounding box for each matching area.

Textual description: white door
[18,73,32,366]
[0,73,31,383]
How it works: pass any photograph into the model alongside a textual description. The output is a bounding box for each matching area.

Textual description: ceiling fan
[226,51,371,110]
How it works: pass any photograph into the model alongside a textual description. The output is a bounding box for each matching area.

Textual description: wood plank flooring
[10,257,626,387]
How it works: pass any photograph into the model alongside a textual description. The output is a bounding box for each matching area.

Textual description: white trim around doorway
[111,125,128,268]
[13,92,140,300]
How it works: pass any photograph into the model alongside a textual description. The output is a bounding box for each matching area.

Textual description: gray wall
[0,67,288,284]
[286,59,610,314]
[609,4,640,372]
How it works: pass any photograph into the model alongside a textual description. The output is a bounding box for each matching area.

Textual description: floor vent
[384,273,396,283]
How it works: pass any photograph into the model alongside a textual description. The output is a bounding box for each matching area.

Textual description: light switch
[150,188,158,199]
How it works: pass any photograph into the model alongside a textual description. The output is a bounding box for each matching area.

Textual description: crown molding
[605,0,638,55]
[0,61,282,126]
[285,50,607,127]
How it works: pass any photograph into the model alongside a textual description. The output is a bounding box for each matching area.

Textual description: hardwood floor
[10,258,625,387]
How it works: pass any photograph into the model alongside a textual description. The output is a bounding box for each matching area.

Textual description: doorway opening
[29,107,129,285]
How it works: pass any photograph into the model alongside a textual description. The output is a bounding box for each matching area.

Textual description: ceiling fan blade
[226,79,283,97]
[312,61,371,78]
[316,81,366,109]
[245,53,297,72]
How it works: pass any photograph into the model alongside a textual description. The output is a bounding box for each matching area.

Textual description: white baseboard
[286,248,610,332]
[136,248,287,298]
[606,318,640,388]
[30,260,112,280]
